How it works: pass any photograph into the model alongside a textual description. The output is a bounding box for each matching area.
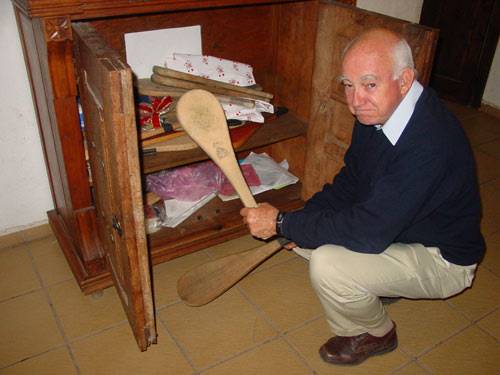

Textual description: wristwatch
[275,211,287,236]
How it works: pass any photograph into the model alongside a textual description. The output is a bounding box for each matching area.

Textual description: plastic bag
[146,161,260,202]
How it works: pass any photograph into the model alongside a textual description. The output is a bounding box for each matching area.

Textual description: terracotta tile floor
[1,102,500,374]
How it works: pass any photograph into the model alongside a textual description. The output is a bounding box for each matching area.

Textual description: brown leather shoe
[319,322,398,366]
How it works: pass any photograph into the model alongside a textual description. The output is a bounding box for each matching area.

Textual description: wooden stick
[151,74,270,103]
[139,127,164,140]
[153,65,273,100]
[140,130,186,147]
[135,78,256,107]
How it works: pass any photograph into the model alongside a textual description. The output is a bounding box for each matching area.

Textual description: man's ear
[399,67,415,95]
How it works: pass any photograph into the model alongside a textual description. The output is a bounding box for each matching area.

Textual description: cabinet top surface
[13,0,309,19]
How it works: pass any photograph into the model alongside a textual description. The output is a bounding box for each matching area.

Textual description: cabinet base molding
[48,210,114,294]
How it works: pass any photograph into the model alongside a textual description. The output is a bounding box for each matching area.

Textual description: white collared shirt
[374,80,424,145]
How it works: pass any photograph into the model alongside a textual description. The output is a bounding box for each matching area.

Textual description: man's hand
[240,202,279,240]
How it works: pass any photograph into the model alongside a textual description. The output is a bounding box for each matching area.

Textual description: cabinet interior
[77,1,316,264]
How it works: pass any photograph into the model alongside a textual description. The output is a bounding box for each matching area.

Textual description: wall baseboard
[0,219,50,237]
[480,103,500,119]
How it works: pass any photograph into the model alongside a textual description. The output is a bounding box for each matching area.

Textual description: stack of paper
[162,193,216,228]
[219,152,299,201]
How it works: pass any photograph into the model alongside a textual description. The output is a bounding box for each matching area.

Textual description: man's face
[341,46,404,125]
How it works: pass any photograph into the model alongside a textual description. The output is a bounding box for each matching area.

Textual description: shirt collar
[375,80,424,145]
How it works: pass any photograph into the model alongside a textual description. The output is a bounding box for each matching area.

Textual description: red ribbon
[139,96,173,128]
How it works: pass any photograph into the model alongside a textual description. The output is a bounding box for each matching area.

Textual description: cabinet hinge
[112,214,123,237]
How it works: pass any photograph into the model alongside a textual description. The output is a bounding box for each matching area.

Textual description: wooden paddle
[176,89,288,306]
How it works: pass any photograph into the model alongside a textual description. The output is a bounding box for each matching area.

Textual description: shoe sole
[319,338,399,366]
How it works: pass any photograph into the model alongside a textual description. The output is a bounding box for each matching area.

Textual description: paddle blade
[177,239,283,306]
[177,89,257,208]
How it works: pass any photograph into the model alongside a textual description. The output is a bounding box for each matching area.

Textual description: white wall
[358,0,500,110]
[483,44,500,109]
[0,2,53,235]
[1,0,498,234]
[357,0,423,23]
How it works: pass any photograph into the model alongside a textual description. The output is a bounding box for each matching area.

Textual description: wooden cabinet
[13,0,438,350]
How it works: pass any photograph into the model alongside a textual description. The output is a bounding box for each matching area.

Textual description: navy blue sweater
[282,88,485,266]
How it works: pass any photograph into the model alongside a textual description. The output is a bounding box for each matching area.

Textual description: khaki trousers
[293,243,476,336]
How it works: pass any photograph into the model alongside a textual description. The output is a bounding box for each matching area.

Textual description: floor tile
[21,223,53,242]
[470,111,500,136]
[483,231,500,276]
[0,347,76,375]
[286,318,411,375]
[47,279,127,341]
[481,216,500,237]
[0,290,64,368]
[419,325,500,375]
[477,139,500,158]
[239,258,324,333]
[474,150,500,184]
[0,232,23,249]
[462,120,499,147]
[152,249,212,308]
[387,299,470,357]
[479,184,500,223]
[485,176,500,191]
[27,236,73,286]
[460,110,500,135]
[477,308,500,341]
[159,288,277,370]
[71,322,192,375]
[446,265,500,321]
[443,101,477,120]
[0,245,40,301]
[392,361,431,375]
[201,337,312,375]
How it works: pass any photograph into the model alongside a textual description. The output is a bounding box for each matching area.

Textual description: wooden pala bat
[176,89,289,306]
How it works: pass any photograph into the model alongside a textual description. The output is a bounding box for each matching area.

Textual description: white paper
[163,192,216,228]
[218,152,299,201]
[125,26,202,79]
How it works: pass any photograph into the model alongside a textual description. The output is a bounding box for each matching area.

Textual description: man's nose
[351,87,364,107]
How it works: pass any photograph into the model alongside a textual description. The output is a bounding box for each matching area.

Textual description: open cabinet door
[72,22,157,351]
[302,1,438,199]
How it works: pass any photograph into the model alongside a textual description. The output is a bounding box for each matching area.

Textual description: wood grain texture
[177,239,283,306]
[135,79,256,107]
[302,2,438,200]
[73,22,156,351]
[177,89,257,207]
[153,65,273,99]
[175,89,289,306]
[151,74,271,102]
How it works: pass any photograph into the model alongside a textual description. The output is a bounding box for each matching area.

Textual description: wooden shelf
[140,112,308,174]
[148,181,304,264]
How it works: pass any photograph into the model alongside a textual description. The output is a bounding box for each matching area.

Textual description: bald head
[342,28,416,79]
[339,28,417,125]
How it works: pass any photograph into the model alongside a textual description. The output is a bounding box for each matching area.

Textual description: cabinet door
[302,1,438,199]
[72,22,156,351]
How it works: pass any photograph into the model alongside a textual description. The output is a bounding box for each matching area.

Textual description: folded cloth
[222,100,273,123]
[164,54,255,86]
[163,54,273,122]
